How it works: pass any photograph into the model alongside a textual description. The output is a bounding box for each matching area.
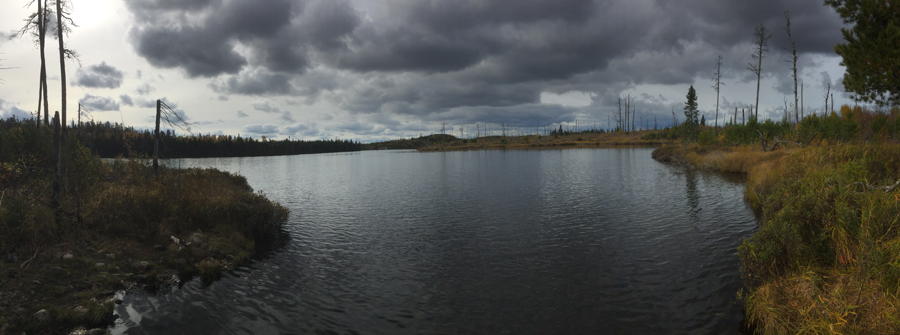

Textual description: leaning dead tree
[77,103,91,127]
[154,99,192,173]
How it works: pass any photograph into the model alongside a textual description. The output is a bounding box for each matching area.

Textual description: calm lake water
[111,148,757,334]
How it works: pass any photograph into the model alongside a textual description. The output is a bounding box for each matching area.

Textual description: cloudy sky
[0,0,854,142]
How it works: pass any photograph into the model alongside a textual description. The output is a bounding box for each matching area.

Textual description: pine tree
[684,86,699,125]
[683,86,700,141]
[825,0,900,106]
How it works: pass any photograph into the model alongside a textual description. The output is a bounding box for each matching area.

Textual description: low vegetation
[417,129,666,151]
[651,105,900,333]
[0,118,289,334]
[361,134,458,150]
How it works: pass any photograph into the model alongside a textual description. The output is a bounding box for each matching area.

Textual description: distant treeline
[58,120,361,158]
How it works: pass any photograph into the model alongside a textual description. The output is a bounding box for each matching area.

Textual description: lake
[111,148,757,334]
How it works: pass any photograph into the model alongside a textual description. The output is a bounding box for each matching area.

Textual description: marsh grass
[0,122,288,334]
[655,142,900,333]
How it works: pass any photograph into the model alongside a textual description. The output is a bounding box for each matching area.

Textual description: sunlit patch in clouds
[540,91,593,107]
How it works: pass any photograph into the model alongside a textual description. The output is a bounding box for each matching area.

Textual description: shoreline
[0,158,289,335]
[652,143,900,333]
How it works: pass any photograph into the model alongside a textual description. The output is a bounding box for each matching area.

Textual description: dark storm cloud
[124,0,846,128]
[73,62,124,89]
[79,94,120,111]
[126,0,359,78]
[210,68,294,95]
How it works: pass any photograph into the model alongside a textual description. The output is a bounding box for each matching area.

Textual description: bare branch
[159,101,193,134]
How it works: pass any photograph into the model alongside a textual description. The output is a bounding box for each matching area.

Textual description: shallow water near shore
[110,148,756,334]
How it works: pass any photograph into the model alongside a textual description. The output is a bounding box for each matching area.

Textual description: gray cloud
[282,122,319,137]
[73,62,124,89]
[236,110,248,118]
[242,124,279,136]
[120,94,134,107]
[252,101,282,113]
[79,94,120,111]
[136,83,155,95]
[0,98,32,120]
[280,111,295,123]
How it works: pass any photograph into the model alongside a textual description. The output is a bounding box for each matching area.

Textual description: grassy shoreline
[653,143,900,333]
[0,125,289,334]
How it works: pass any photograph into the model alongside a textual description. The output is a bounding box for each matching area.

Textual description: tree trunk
[56,0,67,140]
[52,111,60,220]
[40,0,50,127]
[154,99,161,174]
[36,79,42,127]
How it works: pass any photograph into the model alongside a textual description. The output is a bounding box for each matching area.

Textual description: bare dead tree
[824,82,831,117]
[631,103,636,132]
[11,0,52,127]
[53,0,79,139]
[617,97,623,131]
[784,96,789,122]
[711,54,724,132]
[784,11,799,125]
[671,106,677,128]
[748,24,772,120]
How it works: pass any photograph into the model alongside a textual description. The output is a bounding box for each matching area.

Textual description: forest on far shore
[47,119,363,158]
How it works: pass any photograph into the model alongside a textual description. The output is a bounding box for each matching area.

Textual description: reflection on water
[111,148,756,334]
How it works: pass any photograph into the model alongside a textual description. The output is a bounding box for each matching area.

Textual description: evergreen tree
[825,0,900,106]
[682,86,700,141]
[684,86,699,125]
[700,114,706,126]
